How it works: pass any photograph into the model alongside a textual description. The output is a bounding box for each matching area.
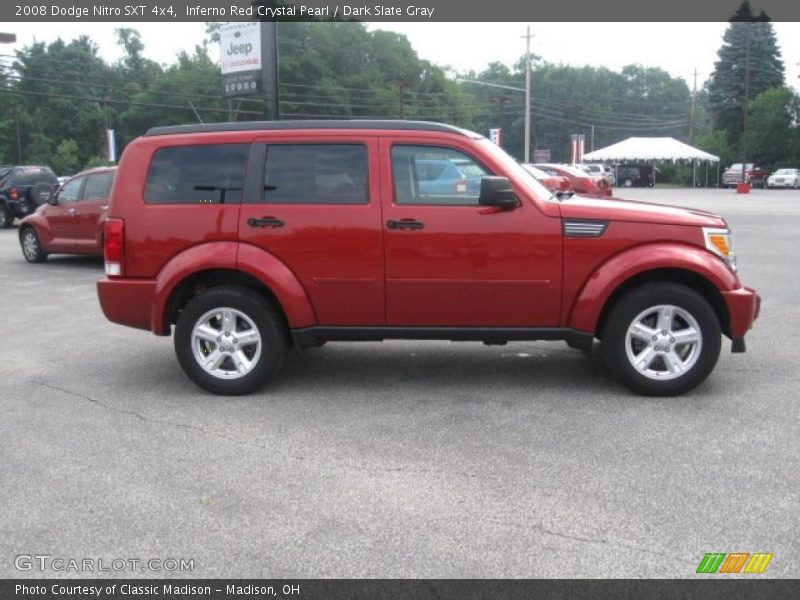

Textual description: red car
[522,164,571,193]
[97,121,759,397]
[19,167,116,263]
[534,163,612,197]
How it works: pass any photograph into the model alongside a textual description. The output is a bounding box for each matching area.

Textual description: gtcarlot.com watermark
[15,554,194,573]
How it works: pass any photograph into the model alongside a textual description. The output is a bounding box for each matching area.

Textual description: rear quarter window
[11,166,58,186]
[82,171,115,200]
[144,144,249,204]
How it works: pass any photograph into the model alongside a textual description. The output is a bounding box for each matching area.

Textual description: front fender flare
[568,243,740,333]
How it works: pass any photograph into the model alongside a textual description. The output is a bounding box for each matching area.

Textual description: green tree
[744,86,800,168]
[708,1,784,145]
[50,138,81,174]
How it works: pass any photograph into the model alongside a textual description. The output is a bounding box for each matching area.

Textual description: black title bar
[3,0,800,22]
[3,579,800,600]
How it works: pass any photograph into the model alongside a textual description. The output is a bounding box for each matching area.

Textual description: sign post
[261,21,279,121]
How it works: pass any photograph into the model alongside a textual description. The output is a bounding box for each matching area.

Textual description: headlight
[703,227,736,272]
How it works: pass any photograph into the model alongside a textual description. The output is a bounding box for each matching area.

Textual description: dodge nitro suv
[96,121,760,396]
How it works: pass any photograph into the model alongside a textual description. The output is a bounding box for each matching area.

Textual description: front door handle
[248,216,284,228]
[387,219,424,230]
[67,208,76,214]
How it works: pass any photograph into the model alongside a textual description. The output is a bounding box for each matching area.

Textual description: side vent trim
[562,219,609,238]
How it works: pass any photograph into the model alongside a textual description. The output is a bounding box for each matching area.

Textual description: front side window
[145,144,249,204]
[82,172,114,201]
[391,145,489,206]
[58,177,84,203]
[262,144,368,205]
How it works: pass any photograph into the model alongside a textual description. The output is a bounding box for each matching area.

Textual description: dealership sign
[220,22,262,97]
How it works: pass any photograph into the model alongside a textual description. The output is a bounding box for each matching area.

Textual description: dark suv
[0,165,59,228]
[97,120,760,397]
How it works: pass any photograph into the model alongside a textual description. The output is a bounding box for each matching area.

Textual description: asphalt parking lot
[1,188,798,578]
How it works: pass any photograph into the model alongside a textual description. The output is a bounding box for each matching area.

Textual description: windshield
[477,139,554,201]
[775,169,796,176]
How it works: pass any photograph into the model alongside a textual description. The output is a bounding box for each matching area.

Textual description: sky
[2,22,799,92]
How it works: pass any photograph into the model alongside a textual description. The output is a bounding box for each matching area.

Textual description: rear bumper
[722,286,761,340]
[8,201,35,218]
[97,277,158,333]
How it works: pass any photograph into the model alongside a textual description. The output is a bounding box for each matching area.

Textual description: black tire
[0,204,12,229]
[29,182,55,207]
[601,282,721,396]
[19,226,47,263]
[174,286,286,395]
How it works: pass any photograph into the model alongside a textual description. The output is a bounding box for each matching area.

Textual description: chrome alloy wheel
[624,304,702,380]
[190,307,262,379]
[22,229,39,260]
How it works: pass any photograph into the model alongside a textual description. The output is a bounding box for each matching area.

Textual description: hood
[558,195,726,228]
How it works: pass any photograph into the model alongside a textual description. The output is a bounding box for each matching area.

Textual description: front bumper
[722,286,761,341]
[97,277,158,333]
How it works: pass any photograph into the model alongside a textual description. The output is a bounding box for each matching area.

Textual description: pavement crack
[518,521,697,565]
[39,382,267,451]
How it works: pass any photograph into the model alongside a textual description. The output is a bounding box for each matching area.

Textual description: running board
[291,326,595,351]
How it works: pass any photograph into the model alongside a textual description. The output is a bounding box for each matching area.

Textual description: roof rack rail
[145,119,474,137]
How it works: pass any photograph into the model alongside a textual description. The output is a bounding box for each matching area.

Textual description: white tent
[583,137,719,163]
[583,137,719,187]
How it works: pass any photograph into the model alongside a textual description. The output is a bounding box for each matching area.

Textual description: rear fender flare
[236,243,316,328]
[151,242,238,334]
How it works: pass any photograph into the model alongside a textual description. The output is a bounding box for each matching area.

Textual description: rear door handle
[248,216,284,228]
[387,219,424,230]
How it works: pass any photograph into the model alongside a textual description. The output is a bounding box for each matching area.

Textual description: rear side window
[11,166,58,186]
[262,144,368,205]
[82,171,114,201]
[145,144,249,204]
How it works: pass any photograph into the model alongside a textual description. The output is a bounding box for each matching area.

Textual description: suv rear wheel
[602,282,721,396]
[174,286,286,395]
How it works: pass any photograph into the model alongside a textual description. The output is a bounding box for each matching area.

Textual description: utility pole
[14,107,22,163]
[689,67,697,146]
[522,26,534,163]
[590,124,595,152]
[741,24,751,186]
[398,83,407,119]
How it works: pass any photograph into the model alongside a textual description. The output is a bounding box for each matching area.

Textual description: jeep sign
[220,22,262,97]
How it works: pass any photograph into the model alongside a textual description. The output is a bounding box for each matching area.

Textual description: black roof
[145,120,478,138]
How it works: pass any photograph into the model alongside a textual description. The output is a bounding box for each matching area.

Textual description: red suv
[19,167,116,263]
[97,121,760,396]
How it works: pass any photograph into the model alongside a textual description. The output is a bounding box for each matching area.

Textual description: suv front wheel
[174,286,286,395]
[602,282,721,396]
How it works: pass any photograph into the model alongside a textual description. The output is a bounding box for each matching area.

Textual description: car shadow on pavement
[35,255,104,270]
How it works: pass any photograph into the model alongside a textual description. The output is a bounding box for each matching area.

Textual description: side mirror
[479,176,519,209]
